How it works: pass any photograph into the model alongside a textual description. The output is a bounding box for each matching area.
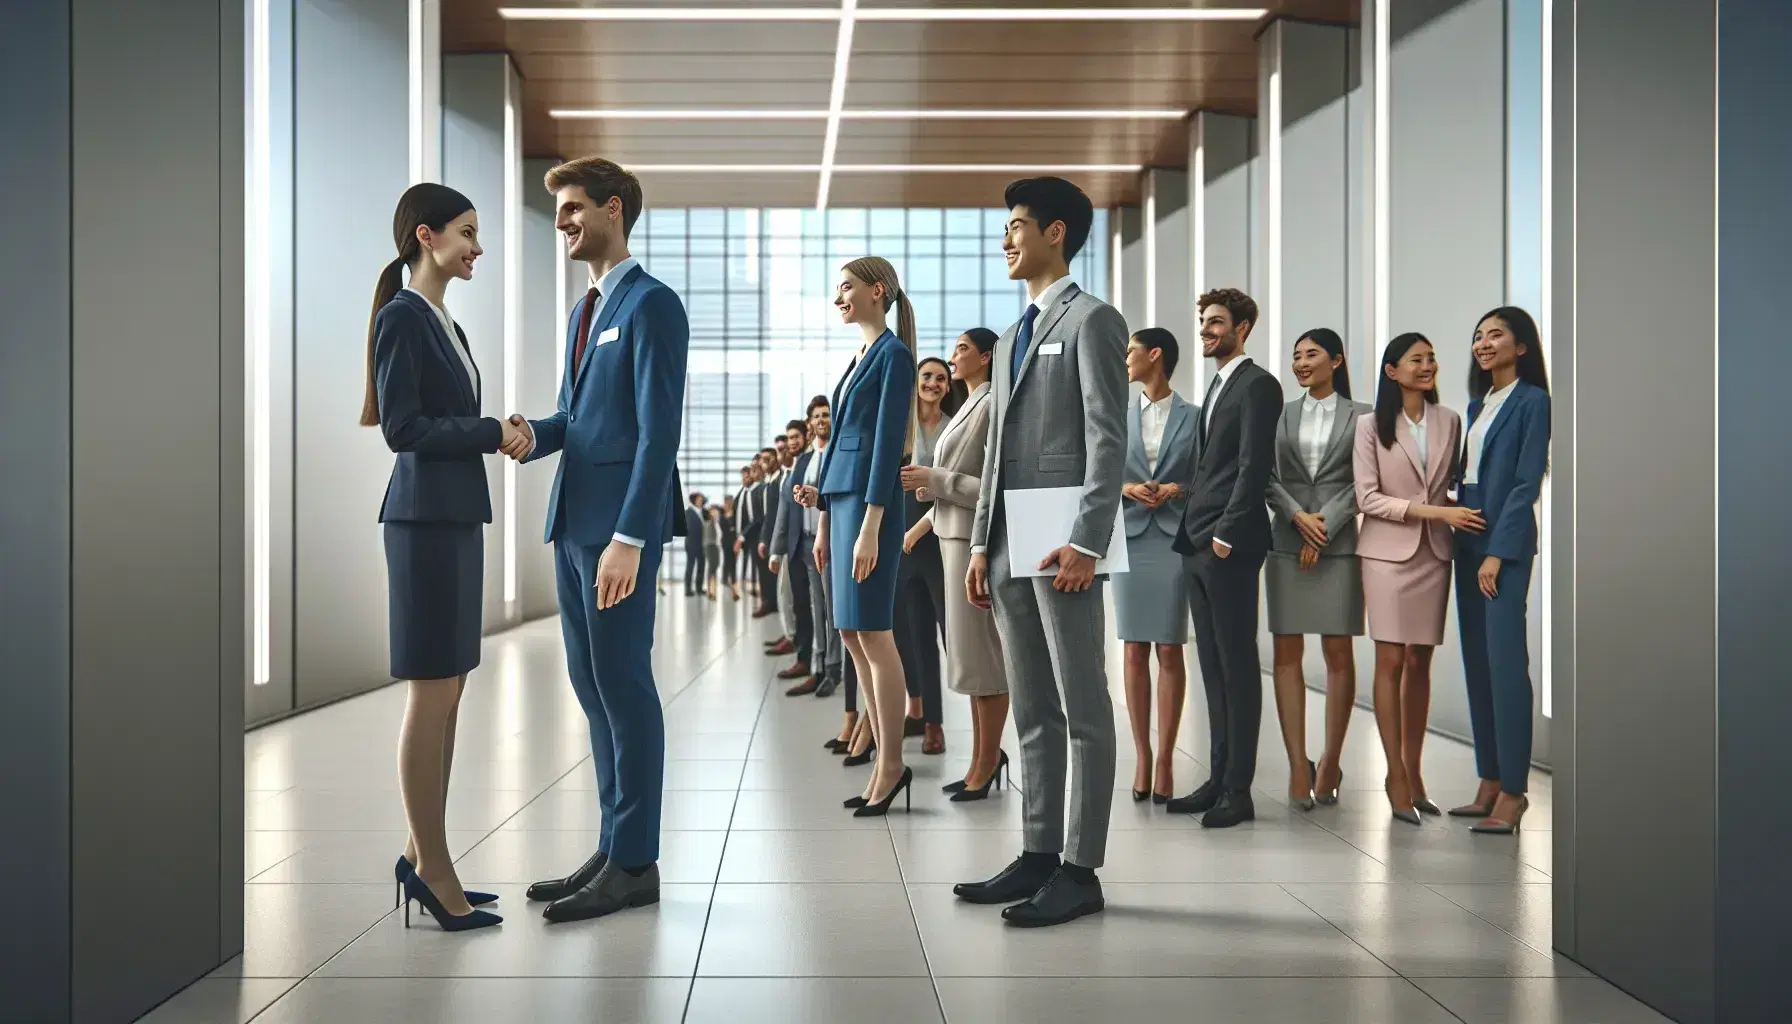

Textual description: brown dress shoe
[784,675,821,697]
[922,723,946,756]
[777,662,811,680]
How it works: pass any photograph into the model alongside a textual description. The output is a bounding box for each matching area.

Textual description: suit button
[568,413,576,423]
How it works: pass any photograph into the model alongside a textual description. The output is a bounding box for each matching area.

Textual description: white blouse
[405,287,478,395]
[1407,410,1429,469]
[1139,391,1175,473]
[1463,380,1517,485]
[1299,391,1339,476]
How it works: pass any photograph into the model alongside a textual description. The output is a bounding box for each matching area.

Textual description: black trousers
[1187,544,1268,792]
[683,542,704,594]
[751,536,777,611]
[893,540,946,725]
[788,540,814,662]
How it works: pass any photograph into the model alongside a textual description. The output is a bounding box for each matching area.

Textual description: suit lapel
[1125,399,1147,479]
[1014,285,1078,391]
[573,265,644,396]
[1423,403,1452,485]
[1318,398,1357,470]
[1472,381,1526,479]
[1277,400,1306,482]
[1395,411,1426,481]
[450,322,482,408]
[1154,398,1193,481]
[404,291,477,409]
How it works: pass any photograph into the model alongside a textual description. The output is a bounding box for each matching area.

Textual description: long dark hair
[1374,332,1438,449]
[1468,305,1550,399]
[944,327,997,409]
[918,355,961,419]
[360,183,476,426]
[1295,327,1352,400]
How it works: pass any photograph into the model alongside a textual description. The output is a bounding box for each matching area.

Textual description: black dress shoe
[1200,790,1255,829]
[814,676,839,698]
[952,853,1059,905]
[1000,867,1104,928]
[543,862,660,924]
[526,848,608,902]
[903,717,926,738]
[1164,779,1221,816]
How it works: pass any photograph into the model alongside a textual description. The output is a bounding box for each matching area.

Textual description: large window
[638,207,1110,506]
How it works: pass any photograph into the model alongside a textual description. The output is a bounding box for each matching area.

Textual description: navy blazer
[816,331,915,506]
[525,264,690,547]
[770,451,816,557]
[374,289,502,524]
[1122,392,1198,538]
[1460,379,1551,562]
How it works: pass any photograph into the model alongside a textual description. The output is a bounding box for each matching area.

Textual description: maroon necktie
[571,286,599,371]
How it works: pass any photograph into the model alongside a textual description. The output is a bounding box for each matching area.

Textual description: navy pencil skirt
[828,488,905,632]
[384,521,484,680]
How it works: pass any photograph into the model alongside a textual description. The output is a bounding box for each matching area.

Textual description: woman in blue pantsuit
[1450,306,1551,835]
[806,256,918,817]
[364,183,525,931]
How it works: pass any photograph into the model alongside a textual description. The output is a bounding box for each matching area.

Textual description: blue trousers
[1453,505,1535,796]
[555,537,665,866]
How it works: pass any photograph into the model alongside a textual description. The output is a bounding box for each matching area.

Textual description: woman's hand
[813,512,830,571]
[853,505,884,582]
[1299,543,1320,571]
[1477,554,1501,599]
[1292,510,1329,548]
[1122,482,1157,507]
[1434,505,1487,533]
[903,518,932,553]
[899,464,929,492]
[1155,482,1183,503]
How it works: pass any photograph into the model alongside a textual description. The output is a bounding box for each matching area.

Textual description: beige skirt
[938,536,1007,696]
[1360,544,1451,646]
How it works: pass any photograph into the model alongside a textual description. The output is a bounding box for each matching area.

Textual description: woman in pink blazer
[1354,333,1484,824]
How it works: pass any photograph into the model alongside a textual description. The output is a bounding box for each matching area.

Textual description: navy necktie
[1011,303,1041,382]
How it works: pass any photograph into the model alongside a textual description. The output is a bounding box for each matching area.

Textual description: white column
[409,0,441,183]
[1191,110,1257,387]
[1143,166,1195,398]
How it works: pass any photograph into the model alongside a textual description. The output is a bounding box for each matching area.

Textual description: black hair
[785,418,808,436]
[1003,177,1094,262]
[805,394,830,418]
[361,182,475,426]
[1294,327,1352,400]
[917,355,962,418]
[1469,306,1550,399]
[1374,332,1438,450]
[1130,327,1181,380]
[962,327,999,355]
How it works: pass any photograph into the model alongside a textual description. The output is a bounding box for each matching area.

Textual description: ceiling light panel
[500,7,1268,22]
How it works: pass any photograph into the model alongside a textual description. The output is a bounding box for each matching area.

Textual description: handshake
[499,414,534,461]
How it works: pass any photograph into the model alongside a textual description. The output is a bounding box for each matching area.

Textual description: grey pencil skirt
[1112,526,1190,645]
[1265,550,1365,638]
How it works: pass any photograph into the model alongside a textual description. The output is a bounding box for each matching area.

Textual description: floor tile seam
[236,977,304,1024]
[1273,882,1415,983]
[684,641,780,1022]
[245,896,406,1022]
[1419,882,1562,961]
[245,849,305,884]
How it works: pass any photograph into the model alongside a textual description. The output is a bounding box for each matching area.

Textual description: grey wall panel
[443,53,513,630]
[0,2,73,1018]
[1145,169,1194,398]
[1116,203,1147,331]
[68,0,244,1018]
[1277,20,1351,390]
[1715,4,1792,1019]
[520,158,564,619]
[1567,2,1717,1019]
[293,0,408,705]
[1198,111,1256,392]
[1545,0,1576,952]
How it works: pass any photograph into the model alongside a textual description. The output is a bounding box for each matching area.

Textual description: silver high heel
[1289,758,1316,811]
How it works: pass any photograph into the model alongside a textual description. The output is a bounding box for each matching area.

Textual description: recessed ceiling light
[500,7,1267,23]
[622,163,1144,173]
[549,108,1187,120]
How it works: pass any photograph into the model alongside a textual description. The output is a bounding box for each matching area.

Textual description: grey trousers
[987,538,1116,869]
[778,556,798,637]
[805,545,842,681]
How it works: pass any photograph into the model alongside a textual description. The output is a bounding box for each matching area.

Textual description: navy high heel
[401,871,502,932]
[394,855,498,909]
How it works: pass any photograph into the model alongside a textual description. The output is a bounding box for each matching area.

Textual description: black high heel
[393,855,497,909]
[401,871,502,932]
[853,766,914,817]
[843,743,876,767]
[843,795,868,809]
[942,779,967,794]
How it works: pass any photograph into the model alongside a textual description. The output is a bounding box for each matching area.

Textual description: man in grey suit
[769,417,818,690]
[957,177,1129,928]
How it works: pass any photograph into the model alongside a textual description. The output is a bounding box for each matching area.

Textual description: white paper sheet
[1002,486,1130,578]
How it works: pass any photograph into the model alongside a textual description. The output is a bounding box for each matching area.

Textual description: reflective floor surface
[144,592,1670,1023]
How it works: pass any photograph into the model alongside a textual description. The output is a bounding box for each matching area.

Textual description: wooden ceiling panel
[553,121,827,162]
[631,172,820,208]
[844,78,1257,113]
[826,170,1141,208]
[833,118,1184,166]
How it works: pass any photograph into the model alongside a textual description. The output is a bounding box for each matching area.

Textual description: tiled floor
[144,594,1672,1023]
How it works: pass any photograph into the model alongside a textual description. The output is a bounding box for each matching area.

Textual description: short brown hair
[1197,288,1258,330]
[543,157,643,238]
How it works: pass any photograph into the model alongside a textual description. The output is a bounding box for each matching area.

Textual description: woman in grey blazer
[904,328,1010,800]
[1113,329,1197,803]
[1265,328,1369,809]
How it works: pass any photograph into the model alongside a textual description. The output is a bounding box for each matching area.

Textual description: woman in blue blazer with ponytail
[1450,306,1551,835]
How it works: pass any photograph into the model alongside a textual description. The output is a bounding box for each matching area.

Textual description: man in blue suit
[501,157,689,925]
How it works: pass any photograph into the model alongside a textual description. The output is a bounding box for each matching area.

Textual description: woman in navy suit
[1451,306,1551,835]
[361,183,525,931]
[806,256,918,817]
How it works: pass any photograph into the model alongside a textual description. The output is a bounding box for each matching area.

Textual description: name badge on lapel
[1037,341,1064,356]
[595,326,622,346]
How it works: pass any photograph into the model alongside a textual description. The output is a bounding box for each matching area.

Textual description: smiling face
[1002,205,1062,283]
[784,426,807,455]
[1386,340,1438,393]
[808,402,832,442]
[757,450,777,476]
[1472,315,1524,375]
[1124,338,1162,384]
[834,268,885,326]
[553,184,621,263]
[420,210,482,280]
[917,359,951,408]
[1291,337,1340,392]
[950,334,991,384]
[1198,303,1248,361]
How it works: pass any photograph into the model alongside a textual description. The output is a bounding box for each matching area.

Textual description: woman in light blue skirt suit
[1113,328,1198,803]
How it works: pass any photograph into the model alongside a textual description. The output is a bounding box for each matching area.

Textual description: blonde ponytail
[842,256,920,454]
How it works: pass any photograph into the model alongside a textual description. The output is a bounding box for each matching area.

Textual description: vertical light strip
[408,0,424,182]
[408,0,440,183]
[1111,217,1124,310]
[815,0,859,210]
[1538,0,1554,718]
[1191,114,1206,327]
[1143,172,1158,325]
[502,68,520,609]
[248,0,273,686]
[1372,0,1391,365]
[1265,25,1284,375]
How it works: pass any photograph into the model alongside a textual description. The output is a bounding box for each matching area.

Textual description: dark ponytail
[360,183,476,426]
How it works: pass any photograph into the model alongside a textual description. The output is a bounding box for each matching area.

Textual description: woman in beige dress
[1353,333,1482,825]
[904,328,1010,800]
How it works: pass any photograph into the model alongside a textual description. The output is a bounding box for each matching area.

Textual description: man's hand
[768,555,782,575]
[1292,510,1328,549]
[794,484,819,508]
[899,464,929,492]
[1212,539,1232,560]
[501,414,533,460]
[1039,545,1096,592]
[757,541,767,560]
[965,553,992,610]
[594,542,641,610]
[734,537,743,554]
